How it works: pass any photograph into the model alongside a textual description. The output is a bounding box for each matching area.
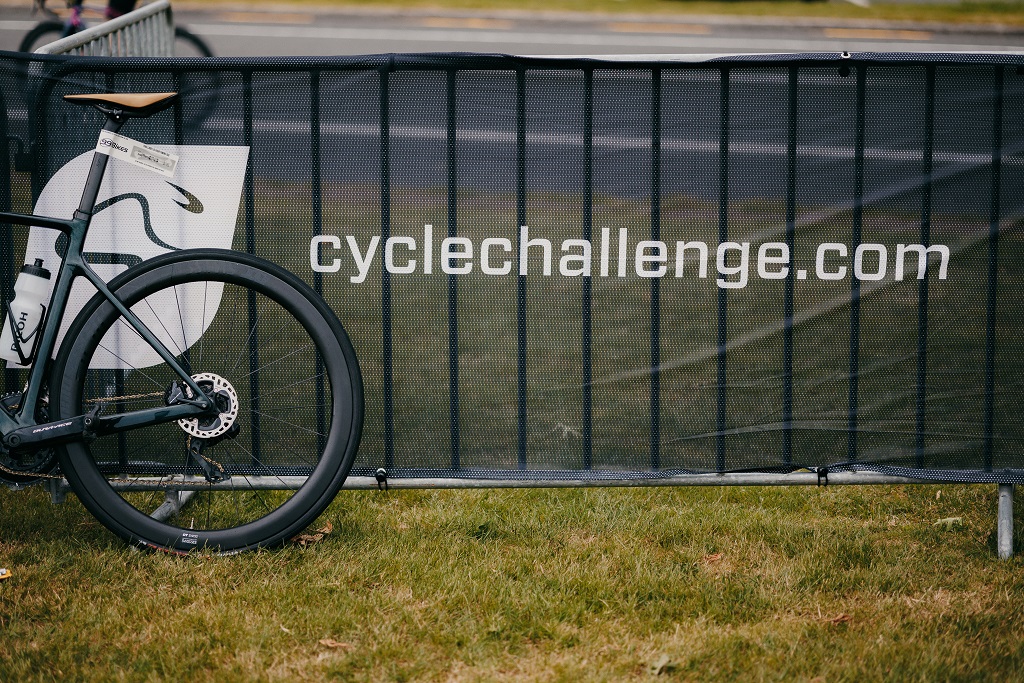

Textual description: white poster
[17,145,250,369]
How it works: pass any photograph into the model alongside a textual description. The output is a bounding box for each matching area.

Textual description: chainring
[0,391,59,486]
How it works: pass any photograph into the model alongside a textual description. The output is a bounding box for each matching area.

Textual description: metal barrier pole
[998,483,1014,559]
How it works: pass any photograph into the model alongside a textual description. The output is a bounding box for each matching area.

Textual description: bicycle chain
[0,460,63,480]
[187,435,226,475]
[85,392,164,404]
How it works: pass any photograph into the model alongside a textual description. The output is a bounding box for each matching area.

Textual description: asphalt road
[0,5,1019,214]
[0,4,1023,56]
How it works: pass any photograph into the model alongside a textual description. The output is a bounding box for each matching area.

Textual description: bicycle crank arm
[3,412,93,453]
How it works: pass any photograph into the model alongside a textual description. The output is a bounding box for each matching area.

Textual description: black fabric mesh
[2,51,1023,483]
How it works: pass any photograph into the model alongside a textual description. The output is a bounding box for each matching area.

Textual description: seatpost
[74,114,126,222]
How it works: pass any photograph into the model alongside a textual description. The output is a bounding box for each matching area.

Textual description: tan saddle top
[63,92,178,118]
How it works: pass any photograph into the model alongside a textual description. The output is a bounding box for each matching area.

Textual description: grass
[201,0,1024,28]
[2,481,1023,680]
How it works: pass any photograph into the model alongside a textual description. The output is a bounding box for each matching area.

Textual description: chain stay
[2,390,167,481]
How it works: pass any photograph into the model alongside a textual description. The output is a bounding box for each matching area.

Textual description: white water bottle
[1,259,52,365]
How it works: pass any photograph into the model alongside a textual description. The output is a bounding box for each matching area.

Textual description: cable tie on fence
[375,468,389,492]
[816,467,829,487]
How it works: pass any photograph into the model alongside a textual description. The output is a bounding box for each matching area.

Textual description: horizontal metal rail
[41,474,1013,557]
[86,471,949,491]
[34,0,173,57]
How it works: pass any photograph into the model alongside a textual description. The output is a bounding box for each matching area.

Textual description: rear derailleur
[165,374,241,484]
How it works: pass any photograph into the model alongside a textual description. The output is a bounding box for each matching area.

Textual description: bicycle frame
[0,115,212,451]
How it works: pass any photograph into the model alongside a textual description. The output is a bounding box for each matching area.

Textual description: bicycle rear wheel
[53,249,363,553]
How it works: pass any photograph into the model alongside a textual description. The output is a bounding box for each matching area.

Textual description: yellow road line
[824,28,933,41]
[606,22,711,35]
[419,17,515,30]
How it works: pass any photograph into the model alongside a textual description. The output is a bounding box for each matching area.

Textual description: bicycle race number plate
[95,131,179,178]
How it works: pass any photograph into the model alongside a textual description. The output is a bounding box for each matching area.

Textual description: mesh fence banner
[1,51,1023,484]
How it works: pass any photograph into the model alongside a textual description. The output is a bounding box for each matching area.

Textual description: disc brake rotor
[176,373,239,440]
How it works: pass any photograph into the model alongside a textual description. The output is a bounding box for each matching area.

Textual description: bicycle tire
[52,249,363,554]
[173,27,213,58]
[17,21,63,54]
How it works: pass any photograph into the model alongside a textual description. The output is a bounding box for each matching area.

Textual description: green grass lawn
[1,481,1022,680]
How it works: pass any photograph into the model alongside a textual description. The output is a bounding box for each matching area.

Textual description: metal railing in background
[33,0,173,57]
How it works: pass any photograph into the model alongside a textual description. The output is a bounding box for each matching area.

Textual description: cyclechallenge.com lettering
[311,226,950,288]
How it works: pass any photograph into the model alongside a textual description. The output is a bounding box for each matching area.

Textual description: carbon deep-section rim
[53,250,363,553]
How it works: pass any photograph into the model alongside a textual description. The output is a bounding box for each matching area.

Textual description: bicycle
[0,92,364,554]
[19,0,214,60]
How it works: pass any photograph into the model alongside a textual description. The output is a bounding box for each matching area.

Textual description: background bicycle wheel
[17,22,218,129]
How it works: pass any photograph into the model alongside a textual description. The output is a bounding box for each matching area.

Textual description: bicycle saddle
[63,92,178,118]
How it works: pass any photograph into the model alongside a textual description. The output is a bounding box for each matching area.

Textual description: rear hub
[176,373,240,442]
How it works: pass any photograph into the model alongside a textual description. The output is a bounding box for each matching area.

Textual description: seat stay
[74,258,212,408]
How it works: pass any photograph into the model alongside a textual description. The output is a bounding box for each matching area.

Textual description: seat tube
[75,116,125,219]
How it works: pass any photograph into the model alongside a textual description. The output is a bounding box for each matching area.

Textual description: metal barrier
[12,52,1024,557]
[33,0,173,57]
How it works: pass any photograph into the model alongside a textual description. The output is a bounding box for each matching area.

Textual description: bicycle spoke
[223,441,287,512]
[236,342,317,381]
[226,306,264,376]
[253,373,329,401]
[250,409,326,438]
[172,284,190,360]
[198,281,210,370]
[96,340,166,390]
[223,436,313,485]
[142,298,186,359]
